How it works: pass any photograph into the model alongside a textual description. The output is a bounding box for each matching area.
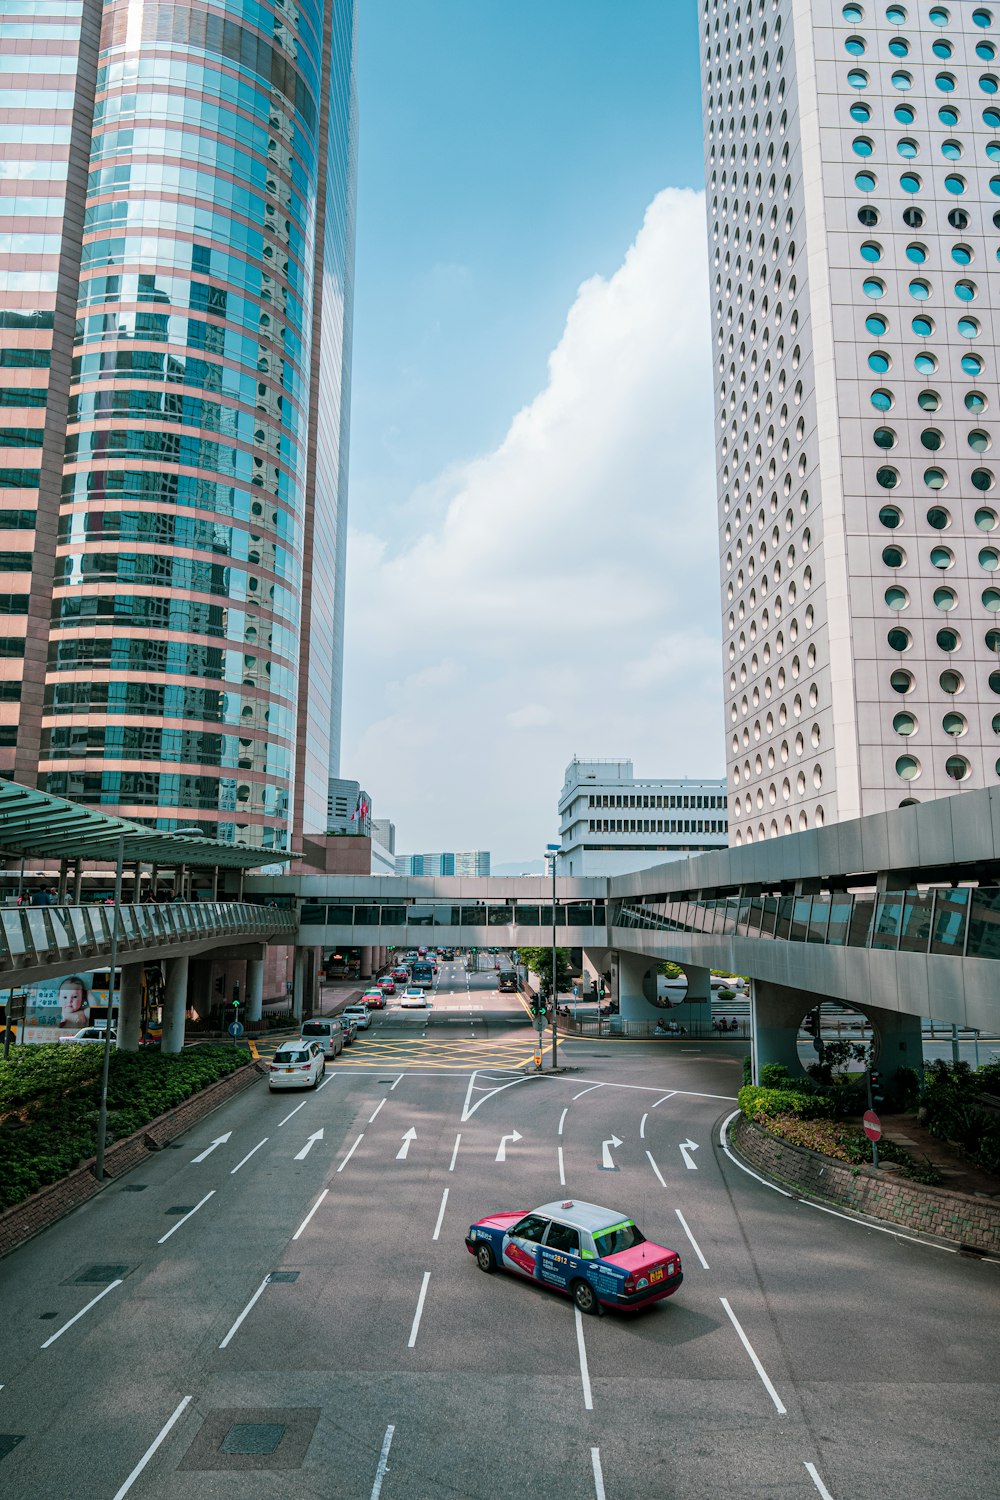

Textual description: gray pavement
[0,961,997,1498]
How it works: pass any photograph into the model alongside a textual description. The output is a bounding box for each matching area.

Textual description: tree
[658,960,684,979]
[519,947,574,999]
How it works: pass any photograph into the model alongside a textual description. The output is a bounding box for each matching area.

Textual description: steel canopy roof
[0,779,289,869]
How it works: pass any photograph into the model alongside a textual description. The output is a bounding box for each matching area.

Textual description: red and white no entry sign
[863,1109,881,1142]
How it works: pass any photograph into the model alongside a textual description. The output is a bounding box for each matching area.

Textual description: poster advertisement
[1,965,163,1044]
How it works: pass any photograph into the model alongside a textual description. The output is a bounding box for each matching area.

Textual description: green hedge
[739,1084,941,1184]
[921,1060,1000,1175]
[738,1084,828,1121]
[0,1044,248,1211]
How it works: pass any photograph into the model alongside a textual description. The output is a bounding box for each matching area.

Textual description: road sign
[228,1021,244,1037]
[863,1109,881,1142]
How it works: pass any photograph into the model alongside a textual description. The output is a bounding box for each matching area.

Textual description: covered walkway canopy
[0,778,285,869]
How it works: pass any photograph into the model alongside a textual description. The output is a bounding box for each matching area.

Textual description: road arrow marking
[601,1134,623,1170]
[495,1129,522,1162]
[294,1129,324,1161]
[679,1138,700,1170]
[396,1126,417,1160]
[191,1132,231,1164]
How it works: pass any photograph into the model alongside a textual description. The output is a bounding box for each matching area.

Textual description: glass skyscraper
[0,0,357,851]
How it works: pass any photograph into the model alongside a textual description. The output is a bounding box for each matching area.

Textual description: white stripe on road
[572,1083,604,1101]
[230,1137,268,1174]
[292,1188,329,1241]
[804,1461,836,1500]
[278,1100,307,1127]
[591,1446,607,1500]
[369,1424,396,1500]
[219,1276,271,1349]
[391,1074,404,1090]
[675,1208,709,1270]
[368,1097,387,1123]
[448,1132,462,1171]
[652,1091,677,1107]
[337,1132,364,1172]
[558,1145,566,1186]
[574,1306,594,1410]
[558,1107,568,1136]
[432,1188,449,1241]
[111,1396,191,1500]
[719,1296,787,1415]
[157,1191,215,1245]
[407,1271,431,1348]
[645,1149,667,1189]
[41,1279,122,1349]
[639,1112,648,1140]
[317,1074,335,1091]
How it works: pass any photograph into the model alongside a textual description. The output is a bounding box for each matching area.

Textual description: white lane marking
[294,1128,324,1161]
[278,1100,307,1127]
[448,1132,462,1171]
[190,1131,231,1164]
[558,1145,566,1186]
[720,1296,787,1415]
[461,1068,529,1121]
[639,1112,648,1140]
[653,1091,676,1106]
[157,1191,215,1245]
[293,1188,329,1241]
[111,1395,191,1500]
[407,1271,431,1347]
[368,1097,387,1123]
[679,1138,700,1171]
[230,1137,268,1174]
[337,1132,364,1172]
[804,1460,836,1500]
[219,1276,271,1349]
[600,1134,622,1171]
[558,1107,569,1136]
[391,1074,404,1090]
[495,1129,522,1162]
[397,1126,417,1160]
[572,1083,604,1101]
[591,1447,607,1500]
[719,1110,793,1196]
[675,1208,709,1270]
[317,1074,335,1091]
[645,1149,667,1189]
[41,1279,122,1349]
[369,1424,396,1500]
[574,1306,594,1410]
[432,1187,449,1241]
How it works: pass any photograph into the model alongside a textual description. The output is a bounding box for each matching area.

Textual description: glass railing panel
[826,897,852,946]
[407,905,435,927]
[806,894,831,943]
[774,897,794,941]
[47,907,73,949]
[68,908,91,947]
[789,897,812,943]
[967,887,1000,961]
[745,897,764,937]
[516,905,541,926]
[847,896,874,947]
[567,902,593,926]
[24,909,51,954]
[1,909,29,960]
[930,888,968,955]
[736,898,752,936]
[353,905,382,925]
[488,905,514,925]
[760,896,779,938]
[900,890,934,954]
[871,894,903,950]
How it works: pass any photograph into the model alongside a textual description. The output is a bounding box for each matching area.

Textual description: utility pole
[546,843,560,1069]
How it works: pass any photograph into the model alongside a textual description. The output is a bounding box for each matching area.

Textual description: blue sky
[342,1,721,865]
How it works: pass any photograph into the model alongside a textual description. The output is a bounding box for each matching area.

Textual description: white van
[300,1017,344,1059]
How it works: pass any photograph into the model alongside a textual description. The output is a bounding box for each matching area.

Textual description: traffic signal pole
[548,845,559,1070]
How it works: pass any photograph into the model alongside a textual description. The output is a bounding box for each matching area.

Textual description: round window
[976,507,999,530]
[879,504,902,527]
[924,467,947,490]
[934,586,958,609]
[855,170,877,192]
[981,74,1000,94]
[863,277,886,298]
[905,240,926,261]
[876,466,899,488]
[853,135,875,156]
[987,628,1000,651]
[962,353,984,376]
[895,754,920,780]
[873,427,897,448]
[896,103,916,124]
[939,105,959,125]
[939,668,964,694]
[885,584,909,609]
[955,280,978,301]
[987,107,1000,127]
[887,626,911,651]
[958,317,982,337]
[871,388,894,411]
[931,546,954,568]
[921,428,944,450]
[897,138,919,159]
[882,546,906,569]
[982,548,1000,571]
[974,11,997,30]
[866,313,888,335]
[888,36,909,56]
[892,71,913,91]
[845,35,867,55]
[973,468,995,490]
[966,391,988,413]
[927,505,951,529]
[917,390,940,411]
[912,315,935,339]
[943,712,967,737]
[969,431,991,452]
[929,5,950,22]
[848,69,870,89]
[893,711,917,735]
[869,350,891,373]
[936,627,960,651]
[860,240,883,261]
[904,206,925,228]
[944,173,966,193]
[900,171,921,192]
[933,38,953,59]
[952,243,973,265]
[850,101,871,122]
[945,755,971,781]
[890,668,914,693]
[941,138,962,159]
[983,588,1000,611]
[937,73,957,92]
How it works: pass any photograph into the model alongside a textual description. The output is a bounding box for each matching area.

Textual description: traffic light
[530,994,547,1018]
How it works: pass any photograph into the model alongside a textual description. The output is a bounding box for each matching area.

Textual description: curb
[0,1059,265,1261]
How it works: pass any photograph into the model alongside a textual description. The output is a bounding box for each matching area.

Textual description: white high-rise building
[556,759,728,876]
[702,0,1000,846]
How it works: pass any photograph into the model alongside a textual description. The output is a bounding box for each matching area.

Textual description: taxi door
[537,1220,585,1290]
[501,1214,551,1279]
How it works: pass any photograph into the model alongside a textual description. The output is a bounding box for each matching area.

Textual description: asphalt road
[1,961,998,1499]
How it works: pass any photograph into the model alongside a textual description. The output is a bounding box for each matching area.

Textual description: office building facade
[1,0,357,850]
[702,0,1000,845]
[556,758,728,876]
[394,850,492,877]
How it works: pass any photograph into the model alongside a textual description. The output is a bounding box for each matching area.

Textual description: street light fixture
[546,842,561,1070]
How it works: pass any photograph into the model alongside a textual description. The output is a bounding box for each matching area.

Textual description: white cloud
[341,188,724,860]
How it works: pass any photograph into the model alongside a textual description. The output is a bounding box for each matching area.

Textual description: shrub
[738,1085,828,1121]
[741,1054,753,1087]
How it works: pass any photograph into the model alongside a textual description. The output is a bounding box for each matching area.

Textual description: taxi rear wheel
[572,1279,598,1315]
[476,1243,496,1274]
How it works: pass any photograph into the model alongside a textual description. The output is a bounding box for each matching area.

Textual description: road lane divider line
[572,1083,604,1101]
[645,1149,667,1189]
[391,1074,404,1090]
[674,1208,709,1270]
[219,1275,271,1349]
[591,1447,607,1500]
[639,1112,648,1140]
[804,1461,836,1499]
[111,1395,192,1500]
[337,1132,364,1172]
[432,1187,449,1241]
[40,1279,122,1349]
[293,1188,329,1241]
[157,1191,215,1246]
[574,1306,594,1410]
[558,1107,568,1136]
[369,1424,395,1500]
[368,1097,387,1123]
[652,1091,677,1107]
[719,1296,787,1415]
[407,1271,431,1348]
[231,1137,268,1174]
[448,1132,462,1171]
[317,1074,335,1091]
[558,1145,566,1187]
[278,1100,308,1127]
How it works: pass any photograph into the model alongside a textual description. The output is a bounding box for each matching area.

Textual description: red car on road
[361,987,386,1010]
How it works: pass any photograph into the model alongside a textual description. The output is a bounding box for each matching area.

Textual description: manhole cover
[268,1271,299,1284]
[73,1265,129,1284]
[0,1436,24,1460]
[221,1424,285,1456]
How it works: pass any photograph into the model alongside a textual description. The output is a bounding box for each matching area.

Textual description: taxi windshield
[594,1221,646,1258]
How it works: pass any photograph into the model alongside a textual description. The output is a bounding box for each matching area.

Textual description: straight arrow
[191,1132,231,1164]
[679,1138,699,1170]
[601,1134,623,1170]
[396,1126,417,1160]
[495,1129,522,1162]
[294,1129,324,1161]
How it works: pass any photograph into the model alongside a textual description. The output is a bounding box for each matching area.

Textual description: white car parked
[400,988,431,1009]
[268,1039,325,1090]
[60,1027,117,1045]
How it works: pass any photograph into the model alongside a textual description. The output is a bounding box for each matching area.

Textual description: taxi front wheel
[476,1243,496,1274]
[572,1279,598,1315]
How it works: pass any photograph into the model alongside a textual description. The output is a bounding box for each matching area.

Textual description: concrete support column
[161,956,189,1054]
[684,964,712,1004]
[72,861,83,903]
[57,857,68,903]
[292,948,307,1022]
[616,949,662,1021]
[246,957,265,1023]
[751,979,805,1081]
[116,962,144,1051]
[360,946,374,980]
[866,1004,925,1086]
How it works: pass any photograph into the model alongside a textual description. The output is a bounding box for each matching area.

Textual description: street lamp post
[546,843,560,1070]
[94,831,125,1181]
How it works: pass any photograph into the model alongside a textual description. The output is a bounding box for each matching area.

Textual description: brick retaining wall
[731,1114,1000,1255]
[0,1059,264,1260]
